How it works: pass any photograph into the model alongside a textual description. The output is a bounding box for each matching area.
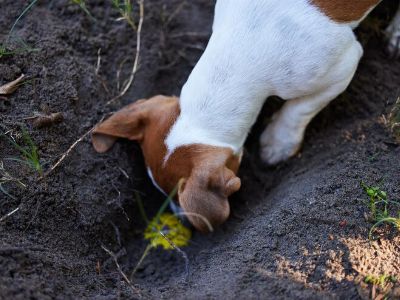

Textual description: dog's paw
[259,124,302,165]
[387,35,400,58]
[386,21,400,58]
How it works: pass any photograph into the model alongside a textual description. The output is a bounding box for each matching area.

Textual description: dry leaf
[0,74,25,95]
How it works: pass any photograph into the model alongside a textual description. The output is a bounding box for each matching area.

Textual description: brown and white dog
[92,1,400,232]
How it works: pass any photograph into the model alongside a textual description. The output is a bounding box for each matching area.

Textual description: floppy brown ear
[92,100,147,153]
[178,166,241,233]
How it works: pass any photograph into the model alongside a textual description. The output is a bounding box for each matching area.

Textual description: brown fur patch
[92,95,241,232]
[311,0,380,23]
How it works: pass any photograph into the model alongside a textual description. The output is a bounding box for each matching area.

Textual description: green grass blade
[7,0,39,44]
[154,183,179,223]
[135,191,149,224]
[0,184,16,200]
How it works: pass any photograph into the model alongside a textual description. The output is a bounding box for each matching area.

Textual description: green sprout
[3,127,43,175]
[1,0,40,58]
[71,0,96,21]
[0,37,39,59]
[361,182,400,240]
[364,274,397,289]
[112,0,137,30]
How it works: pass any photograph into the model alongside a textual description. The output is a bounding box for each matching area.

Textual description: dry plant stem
[107,0,144,105]
[41,127,94,179]
[169,31,209,39]
[101,245,140,296]
[158,230,190,280]
[94,48,111,94]
[165,0,186,27]
[116,57,130,92]
[173,212,213,232]
[95,48,101,75]
[0,74,25,95]
[130,244,152,279]
[0,207,20,223]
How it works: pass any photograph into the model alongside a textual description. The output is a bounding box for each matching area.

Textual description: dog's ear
[92,99,147,153]
[178,165,241,232]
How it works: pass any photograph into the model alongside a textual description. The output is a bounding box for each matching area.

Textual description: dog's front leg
[386,3,400,58]
[260,41,363,165]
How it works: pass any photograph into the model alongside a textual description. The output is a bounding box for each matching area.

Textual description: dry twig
[41,126,94,179]
[95,48,102,75]
[0,207,20,223]
[107,0,144,105]
[101,245,140,296]
[158,230,190,280]
[164,1,186,27]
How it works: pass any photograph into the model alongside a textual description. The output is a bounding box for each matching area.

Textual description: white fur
[165,0,396,164]
[147,167,183,214]
[147,167,167,196]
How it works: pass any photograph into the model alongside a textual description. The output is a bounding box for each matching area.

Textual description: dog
[92,0,400,232]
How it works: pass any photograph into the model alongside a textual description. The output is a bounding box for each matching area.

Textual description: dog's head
[92,95,241,232]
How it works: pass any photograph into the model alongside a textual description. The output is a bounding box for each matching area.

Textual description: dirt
[0,1,399,299]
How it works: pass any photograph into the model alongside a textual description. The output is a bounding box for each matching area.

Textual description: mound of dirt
[0,1,399,299]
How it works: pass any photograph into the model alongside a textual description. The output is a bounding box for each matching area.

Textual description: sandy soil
[0,0,399,299]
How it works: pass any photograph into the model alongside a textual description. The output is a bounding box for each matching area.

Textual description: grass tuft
[364,274,397,289]
[361,182,400,240]
[2,127,43,175]
[71,0,96,21]
[0,0,40,58]
[112,0,137,30]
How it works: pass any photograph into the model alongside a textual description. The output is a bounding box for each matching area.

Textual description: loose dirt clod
[29,112,64,128]
[0,74,25,95]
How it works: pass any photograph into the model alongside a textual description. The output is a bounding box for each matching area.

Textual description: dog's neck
[166,33,269,155]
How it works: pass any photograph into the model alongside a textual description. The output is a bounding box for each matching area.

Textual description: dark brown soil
[1,1,399,299]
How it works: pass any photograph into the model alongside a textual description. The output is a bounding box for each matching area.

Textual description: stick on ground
[41,126,94,179]
[0,207,20,223]
[101,245,141,297]
[107,0,144,105]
